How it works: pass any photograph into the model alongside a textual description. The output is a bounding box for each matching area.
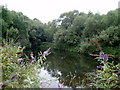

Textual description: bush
[81,40,120,88]
[0,41,48,88]
[83,54,120,88]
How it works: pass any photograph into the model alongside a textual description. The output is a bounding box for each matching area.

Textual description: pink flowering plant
[0,41,49,88]
[81,40,120,88]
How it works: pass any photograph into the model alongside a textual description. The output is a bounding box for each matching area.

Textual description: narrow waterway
[38,50,98,88]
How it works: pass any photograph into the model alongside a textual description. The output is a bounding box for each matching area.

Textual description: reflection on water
[39,50,98,88]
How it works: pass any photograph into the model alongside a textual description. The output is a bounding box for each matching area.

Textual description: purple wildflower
[99,53,108,61]
[58,84,61,88]
[0,83,3,86]
[30,53,34,59]
[4,53,9,55]
[89,83,94,85]
[97,73,100,76]
[11,75,17,79]
[43,51,48,55]
[18,58,24,61]
[43,48,51,55]
[5,46,8,48]
[31,56,34,59]
[97,65,103,68]
[88,85,93,87]
[31,60,35,63]
[112,61,114,63]
[99,52,103,58]
[103,54,108,61]
[96,86,100,88]
[88,83,94,87]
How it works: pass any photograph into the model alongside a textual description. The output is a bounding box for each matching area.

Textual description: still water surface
[38,50,98,88]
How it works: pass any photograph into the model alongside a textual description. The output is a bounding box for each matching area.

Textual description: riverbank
[39,42,120,59]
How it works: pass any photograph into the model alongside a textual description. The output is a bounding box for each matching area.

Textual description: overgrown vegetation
[80,40,120,88]
[0,5,120,88]
[0,41,49,88]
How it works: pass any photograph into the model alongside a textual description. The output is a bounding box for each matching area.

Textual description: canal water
[38,50,98,88]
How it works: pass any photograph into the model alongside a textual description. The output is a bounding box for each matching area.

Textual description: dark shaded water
[39,50,98,88]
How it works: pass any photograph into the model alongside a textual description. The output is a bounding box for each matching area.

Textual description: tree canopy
[1,6,120,55]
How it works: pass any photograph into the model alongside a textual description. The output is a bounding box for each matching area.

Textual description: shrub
[81,40,120,88]
[0,41,48,88]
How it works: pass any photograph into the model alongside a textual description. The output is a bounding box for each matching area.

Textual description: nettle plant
[82,40,120,88]
[0,41,50,88]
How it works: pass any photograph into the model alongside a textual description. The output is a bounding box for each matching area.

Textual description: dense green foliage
[1,6,45,48]
[81,51,120,88]
[1,6,120,56]
[0,41,49,88]
[84,60,120,88]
